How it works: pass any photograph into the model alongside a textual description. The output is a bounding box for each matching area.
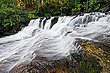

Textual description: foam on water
[0,12,110,72]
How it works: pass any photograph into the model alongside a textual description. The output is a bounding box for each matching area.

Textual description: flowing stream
[0,12,110,73]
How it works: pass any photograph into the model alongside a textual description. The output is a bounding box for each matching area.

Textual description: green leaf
[3,23,10,27]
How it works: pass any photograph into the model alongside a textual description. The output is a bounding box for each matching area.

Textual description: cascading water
[0,12,110,73]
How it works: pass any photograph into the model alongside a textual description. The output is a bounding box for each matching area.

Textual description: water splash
[0,12,110,72]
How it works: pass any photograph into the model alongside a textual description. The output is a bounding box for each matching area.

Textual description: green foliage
[0,0,110,37]
[72,3,81,15]
[3,19,15,27]
[28,14,39,19]
[0,0,29,37]
[31,0,110,16]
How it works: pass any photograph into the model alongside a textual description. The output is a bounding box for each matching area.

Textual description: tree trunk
[86,0,88,12]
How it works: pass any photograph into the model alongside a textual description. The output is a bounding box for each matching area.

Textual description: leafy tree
[0,0,37,37]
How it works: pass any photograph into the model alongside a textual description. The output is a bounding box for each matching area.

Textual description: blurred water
[0,12,110,73]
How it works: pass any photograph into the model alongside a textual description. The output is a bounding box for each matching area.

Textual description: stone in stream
[9,40,110,73]
[10,56,69,73]
[75,40,110,73]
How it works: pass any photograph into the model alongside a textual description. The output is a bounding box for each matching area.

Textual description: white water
[0,12,110,73]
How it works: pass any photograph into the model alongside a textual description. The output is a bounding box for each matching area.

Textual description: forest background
[0,0,110,37]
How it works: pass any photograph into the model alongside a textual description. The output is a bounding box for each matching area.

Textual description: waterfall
[0,12,110,73]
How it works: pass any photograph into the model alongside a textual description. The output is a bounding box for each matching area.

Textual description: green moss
[76,40,110,73]
[69,52,102,73]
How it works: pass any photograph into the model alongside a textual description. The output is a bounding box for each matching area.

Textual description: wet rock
[77,40,110,73]
[105,11,110,15]
[76,12,84,16]
[9,40,110,73]
[10,57,69,73]
[95,34,110,44]
[68,47,102,73]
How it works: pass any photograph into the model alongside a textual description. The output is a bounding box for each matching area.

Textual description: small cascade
[0,12,110,73]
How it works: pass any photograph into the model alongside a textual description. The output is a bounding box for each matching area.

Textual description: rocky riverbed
[9,40,110,73]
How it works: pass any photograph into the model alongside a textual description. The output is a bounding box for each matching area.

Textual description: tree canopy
[0,0,110,37]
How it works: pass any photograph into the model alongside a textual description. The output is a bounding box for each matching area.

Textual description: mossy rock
[69,52,102,73]
[71,40,110,73]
